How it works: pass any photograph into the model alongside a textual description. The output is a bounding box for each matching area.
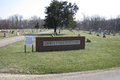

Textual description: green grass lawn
[0,30,120,74]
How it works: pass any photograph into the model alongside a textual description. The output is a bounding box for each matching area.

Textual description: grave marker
[103,32,106,38]
[98,28,101,33]
[83,30,85,33]
[78,34,80,36]
[107,30,110,35]
[8,30,10,33]
[104,30,107,34]
[111,30,113,34]
[12,30,14,34]
[59,29,60,33]
[113,32,115,36]
[4,33,8,37]
[16,32,19,36]
[89,29,92,34]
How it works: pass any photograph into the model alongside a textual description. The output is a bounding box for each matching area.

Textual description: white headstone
[16,32,19,36]
[0,30,1,32]
[52,34,54,37]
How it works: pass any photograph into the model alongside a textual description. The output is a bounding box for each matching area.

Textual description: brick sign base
[36,36,85,52]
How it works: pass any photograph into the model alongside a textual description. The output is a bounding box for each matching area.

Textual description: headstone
[98,28,101,33]
[22,30,25,34]
[111,30,113,34]
[38,29,40,32]
[107,30,110,35]
[52,34,54,37]
[83,30,85,33]
[8,30,10,33]
[78,34,80,36]
[32,30,34,33]
[86,39,91,42]
[29,29,31,33]
[0,30,1,32]
[113,32,115,36]
[4,33,8,37]
[104,30,107,34]
[59,29,60,33]
[10,30,12,33]
[76,28,79,31]
[89,29,92,34]
[69,28,73,32]
[12,30,14,34]
[97,34,99,36]
[40,29,42,32]
[34,29,36,32]
[16,32,19,36]
[37,29,38,32]
[103,32,106,38]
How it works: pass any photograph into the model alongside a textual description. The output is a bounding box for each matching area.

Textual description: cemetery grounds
[0,29,45,39]
[0,29,120,74]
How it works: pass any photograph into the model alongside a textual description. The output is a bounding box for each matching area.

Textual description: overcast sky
[0,0,120,20]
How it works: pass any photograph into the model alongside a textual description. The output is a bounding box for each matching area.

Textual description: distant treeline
[0,14,44,29]
[77,14,120,31]
[0,14,120,31]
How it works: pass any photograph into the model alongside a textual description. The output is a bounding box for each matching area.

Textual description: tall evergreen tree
[35,22,39,29]
[44,0,79,35]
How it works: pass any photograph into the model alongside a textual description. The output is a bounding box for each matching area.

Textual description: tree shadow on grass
[24,33,66,37]
[16,51,33,54]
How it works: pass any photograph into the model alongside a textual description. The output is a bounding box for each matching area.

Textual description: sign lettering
[43,40,80,46]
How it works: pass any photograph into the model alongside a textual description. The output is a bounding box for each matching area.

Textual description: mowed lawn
[0,30,120,74]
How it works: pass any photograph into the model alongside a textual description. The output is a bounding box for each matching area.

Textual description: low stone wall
[36,36,85,52]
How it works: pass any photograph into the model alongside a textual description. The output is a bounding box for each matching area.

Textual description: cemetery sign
[25,36,33,45]
[24,36,34,52]
[36,37,85,52]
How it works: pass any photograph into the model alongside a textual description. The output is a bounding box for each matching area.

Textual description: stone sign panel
[43,40,80,46]
[36,37,85,52]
